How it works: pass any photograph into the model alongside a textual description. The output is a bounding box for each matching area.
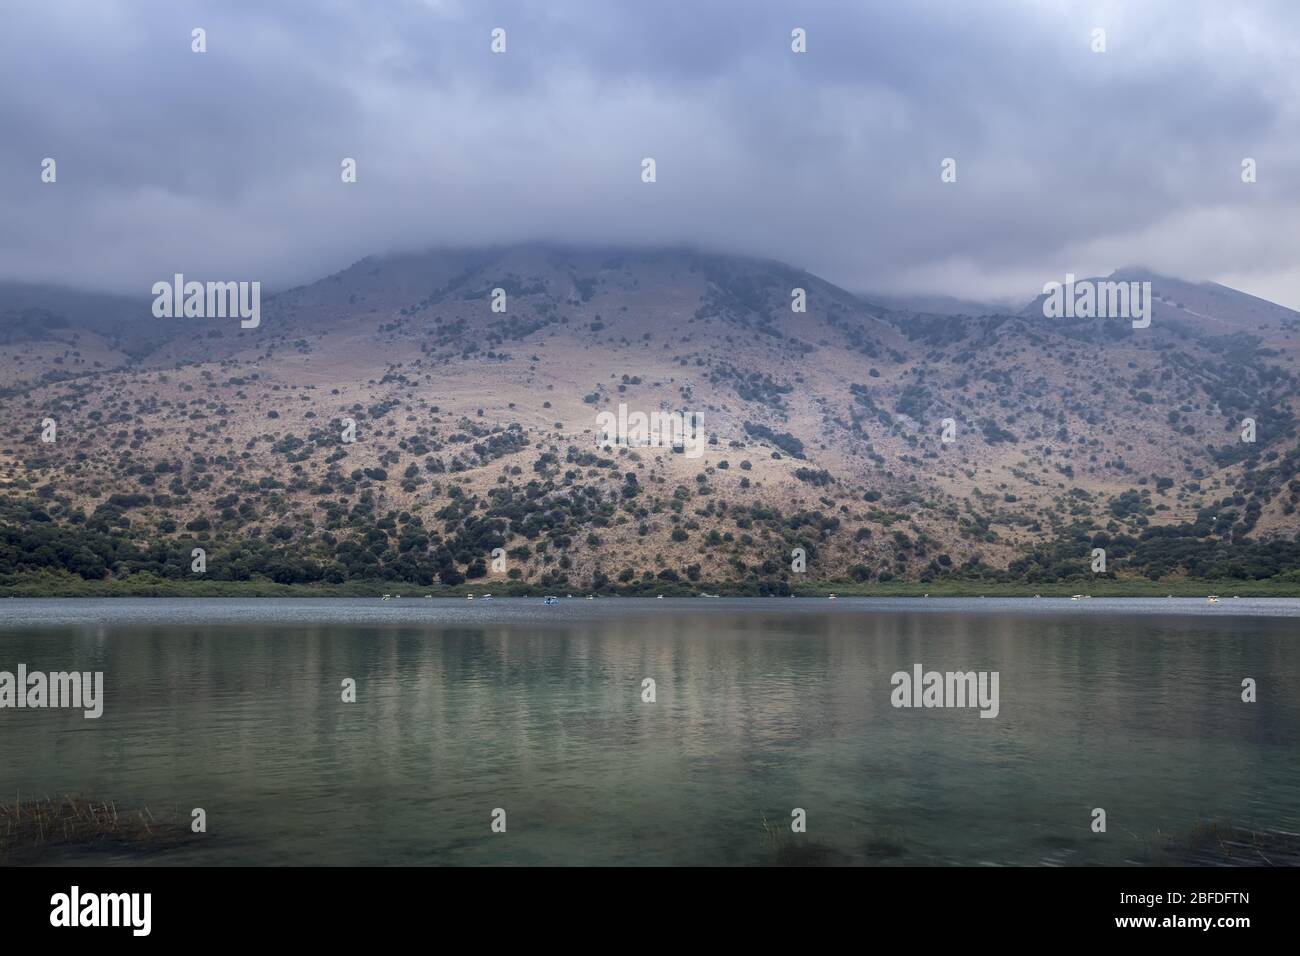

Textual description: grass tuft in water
[0,794,196,863]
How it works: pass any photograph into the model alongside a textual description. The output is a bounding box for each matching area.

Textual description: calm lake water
[2,597,1298,866]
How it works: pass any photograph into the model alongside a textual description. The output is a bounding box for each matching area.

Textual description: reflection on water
[1,598,1297,865]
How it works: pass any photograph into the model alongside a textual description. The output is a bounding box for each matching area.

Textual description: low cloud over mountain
[2,1,1300,307]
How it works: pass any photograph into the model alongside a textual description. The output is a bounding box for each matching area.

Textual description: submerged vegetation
[0,795,195,864]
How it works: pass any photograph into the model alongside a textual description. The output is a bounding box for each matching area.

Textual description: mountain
[862,291,1010,317]
[1022,268,1300,338]
[3,244,1299,592]
[0,282,167,357]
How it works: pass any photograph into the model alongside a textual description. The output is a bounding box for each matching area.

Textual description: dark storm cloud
[2,0,1298,307]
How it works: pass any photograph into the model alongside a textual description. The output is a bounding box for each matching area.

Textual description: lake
[2,597,1297,865]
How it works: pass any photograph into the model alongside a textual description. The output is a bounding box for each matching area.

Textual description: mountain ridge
[3,244,1299,592]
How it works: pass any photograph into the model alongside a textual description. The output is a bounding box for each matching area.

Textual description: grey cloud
[1,0,1298,307]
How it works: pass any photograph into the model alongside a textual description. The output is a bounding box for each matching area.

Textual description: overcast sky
[3,0,1299,308]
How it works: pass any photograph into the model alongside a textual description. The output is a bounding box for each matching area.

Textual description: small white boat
[467,594,474,601]
[1207,595,1219,605]
[382,594,392,601]
[1071,595,1083,601]
[828,594,837,600]
[543,596,559,606]
[656,595,663,600]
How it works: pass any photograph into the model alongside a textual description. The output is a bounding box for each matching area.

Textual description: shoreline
[3,574,1299,599]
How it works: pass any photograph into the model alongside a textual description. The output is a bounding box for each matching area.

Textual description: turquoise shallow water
[1,598,1297,865]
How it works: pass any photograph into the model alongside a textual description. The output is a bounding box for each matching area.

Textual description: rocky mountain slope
[3,245,1299,592]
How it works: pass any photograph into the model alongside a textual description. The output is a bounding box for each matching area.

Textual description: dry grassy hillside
[3,245,1299,591]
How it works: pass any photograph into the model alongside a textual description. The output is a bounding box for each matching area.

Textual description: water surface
[2,598,1297,865]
